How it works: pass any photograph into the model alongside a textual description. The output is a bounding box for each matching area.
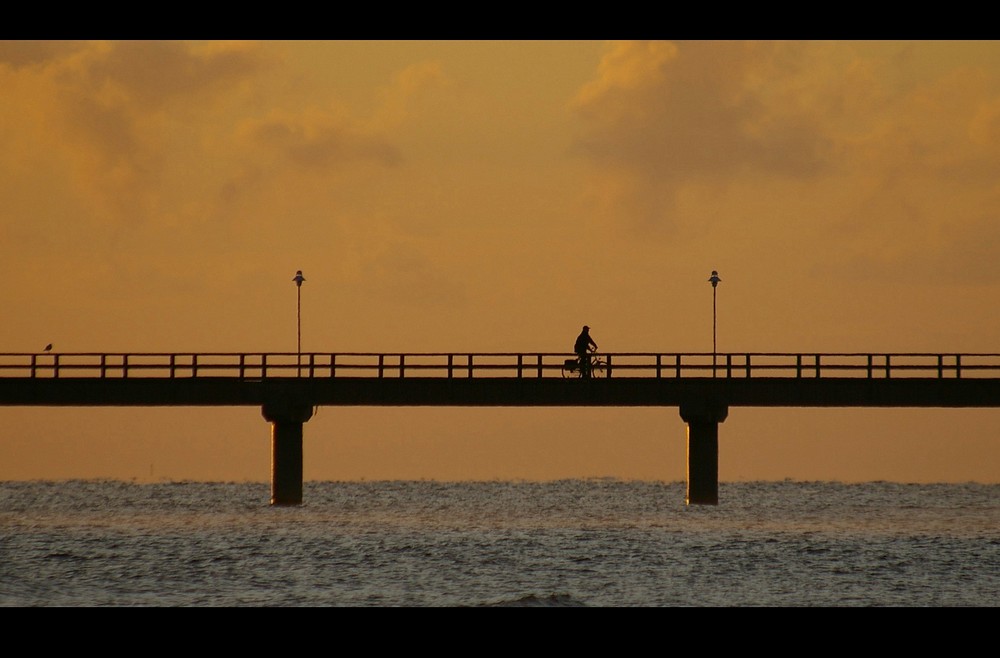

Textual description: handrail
[2,352,1000,380]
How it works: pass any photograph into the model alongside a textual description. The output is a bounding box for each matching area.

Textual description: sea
[1,479,996,607]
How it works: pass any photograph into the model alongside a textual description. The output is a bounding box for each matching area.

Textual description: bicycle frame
[561,351,607,378]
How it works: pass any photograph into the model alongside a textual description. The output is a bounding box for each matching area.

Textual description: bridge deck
[3,352,1000,408]
[4,351,1000,378]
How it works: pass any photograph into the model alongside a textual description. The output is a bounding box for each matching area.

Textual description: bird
[43,344,52,353]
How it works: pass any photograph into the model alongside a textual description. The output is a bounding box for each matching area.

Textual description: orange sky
[2,40,999,483]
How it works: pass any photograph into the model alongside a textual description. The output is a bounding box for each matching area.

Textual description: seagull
[43,344,52,352]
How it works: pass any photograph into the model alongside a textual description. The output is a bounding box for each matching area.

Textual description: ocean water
[1,479,996,607]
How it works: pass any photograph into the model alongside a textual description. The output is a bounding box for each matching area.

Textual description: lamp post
[293,270,305,376]
[708,270,721,377]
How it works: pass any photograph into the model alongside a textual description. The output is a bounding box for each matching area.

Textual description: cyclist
[574,325,598,378]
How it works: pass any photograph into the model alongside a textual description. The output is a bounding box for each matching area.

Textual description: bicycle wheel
[591,359,607,378]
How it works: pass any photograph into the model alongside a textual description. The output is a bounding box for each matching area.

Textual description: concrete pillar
[262,401,314,506]
[679,402,728,506]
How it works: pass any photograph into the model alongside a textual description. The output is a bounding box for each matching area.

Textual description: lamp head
[293,270,305,287]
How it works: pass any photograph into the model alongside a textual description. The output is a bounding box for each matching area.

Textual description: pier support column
[262,401,314,506]
[679,402,728,506]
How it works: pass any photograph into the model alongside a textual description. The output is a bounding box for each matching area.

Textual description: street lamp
[293,270,305,375]
[708,270,721,377]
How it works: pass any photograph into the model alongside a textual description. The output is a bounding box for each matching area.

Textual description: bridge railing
[3,352,1000,379]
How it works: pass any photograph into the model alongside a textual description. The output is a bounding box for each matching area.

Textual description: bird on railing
[43,344,52,353]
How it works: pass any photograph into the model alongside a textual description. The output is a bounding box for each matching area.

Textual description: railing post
[938,354,943,379]
[399,354,405,378]
[745,353,751,378]
[123,354,128,379]
[656,354,662,378]
[31,354,37,379]
[517,354,523,379]
[956,354,961,379]
[468,354,473,378]
[796,354,802,378]
[239,354,245,380]
[330,354,337,378]
[726,354,732,378]
[192,354,198,378]
[867,354,873,379]
[261,353,268,379]
[378,354,384,378]
[536,354,543,378]
[100,354,107,379]
[815,354,821,378]
[447,354,453,379]
[886,354,891,379]
[309,353,315,378]
[675,354,681,378]
[607,354,613,378]
[53,354,59,379]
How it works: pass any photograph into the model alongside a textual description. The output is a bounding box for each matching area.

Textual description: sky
[2,40,999,484]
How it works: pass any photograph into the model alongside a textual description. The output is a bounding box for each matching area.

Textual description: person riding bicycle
[574,325,598,378]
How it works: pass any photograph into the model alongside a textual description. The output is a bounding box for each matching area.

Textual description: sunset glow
[2,40,999,483]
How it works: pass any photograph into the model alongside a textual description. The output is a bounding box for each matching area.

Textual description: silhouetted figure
[574,325,598,378]
[43,344,52,353]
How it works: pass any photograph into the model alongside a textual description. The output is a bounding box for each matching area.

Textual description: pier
[3,351,1000,506]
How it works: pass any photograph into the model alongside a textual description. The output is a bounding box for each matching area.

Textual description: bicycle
[561,349,608,378]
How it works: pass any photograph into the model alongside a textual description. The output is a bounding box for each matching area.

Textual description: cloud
[236,106,401,170]
[568,41,840,233]
[374,60,452,128]
[233,58,448,172]
[360,243,468,309]
[569,40,1000,282]
[83,40,271,110]
[0,41,277,235]
[571,41,833,179]
[0,40,86,68]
